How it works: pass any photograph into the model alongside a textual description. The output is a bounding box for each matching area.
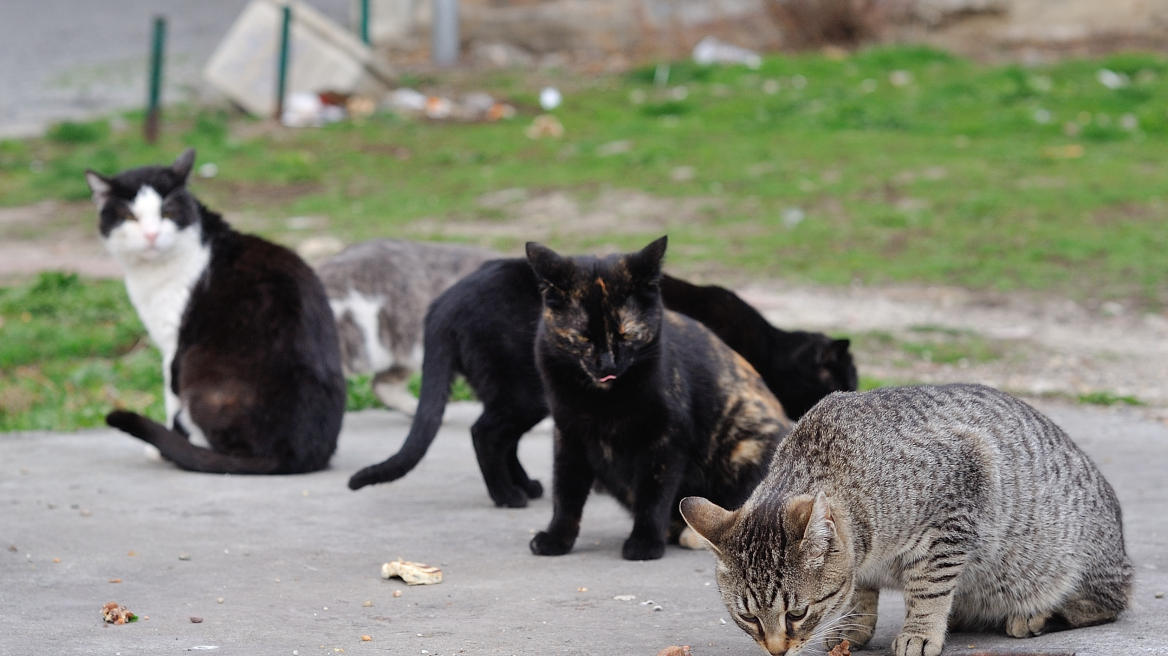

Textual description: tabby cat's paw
[1006,612,1051,638]
[892,632,943,656]
[523,478,544,499]
[530,531,574,556]
[621,535,666,561]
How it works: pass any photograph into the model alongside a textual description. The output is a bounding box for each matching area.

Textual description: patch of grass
[407,372,477,402]
[4,47,1168,304]
[1077,391,1144,406]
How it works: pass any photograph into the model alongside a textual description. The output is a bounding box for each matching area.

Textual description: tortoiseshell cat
[527,237,792,560]
[682,384,1131,656]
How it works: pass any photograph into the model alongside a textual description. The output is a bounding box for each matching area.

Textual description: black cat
[659,276,855,420]
[527,236,790,560]
[348,257,856,505]
[86,149,346,474]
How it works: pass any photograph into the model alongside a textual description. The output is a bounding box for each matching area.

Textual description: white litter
[692,36,761,70]
[539,87,562,111]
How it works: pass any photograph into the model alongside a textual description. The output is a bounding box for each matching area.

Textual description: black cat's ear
[526,241,573,291]
[821,339,850,366]
[795,492,836,568]
[627,235,668,285]
[84,170,112,209]
[680,496,734,556]
[172,148,196,183]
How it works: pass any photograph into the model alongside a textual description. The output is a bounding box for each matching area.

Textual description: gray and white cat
[681,384,1131,656]
[317,239,497,413]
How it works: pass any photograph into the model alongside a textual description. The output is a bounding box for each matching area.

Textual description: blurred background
[1,0,1167,431]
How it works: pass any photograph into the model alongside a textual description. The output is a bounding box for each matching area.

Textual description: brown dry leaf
[656,646,692,656]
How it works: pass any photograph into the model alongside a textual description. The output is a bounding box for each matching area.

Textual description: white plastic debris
[1096,69,1129,89]
[692,36,761,70]
[282,92,346,127]
[387,88,428,113]
[539,87,562,111]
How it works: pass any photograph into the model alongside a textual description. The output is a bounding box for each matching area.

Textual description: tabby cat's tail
[347,318,457,491]
[106,410,284,475]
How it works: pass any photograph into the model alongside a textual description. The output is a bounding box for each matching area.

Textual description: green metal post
[275,5,292,121]
[360,0,370,44]
[144,16,166,143]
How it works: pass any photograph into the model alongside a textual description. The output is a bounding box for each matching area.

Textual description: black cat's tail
[347,314,457,491]
[106,410,283,475]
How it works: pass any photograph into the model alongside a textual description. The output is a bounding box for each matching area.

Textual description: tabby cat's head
[681,493,855,655]
[85,149,203,262]
[526,237,667,388]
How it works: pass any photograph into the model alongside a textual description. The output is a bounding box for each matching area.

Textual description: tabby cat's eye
[786,607,807,620]
[739,612,758,623]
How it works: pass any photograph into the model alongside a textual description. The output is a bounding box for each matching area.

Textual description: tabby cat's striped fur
[681,384,1131,656]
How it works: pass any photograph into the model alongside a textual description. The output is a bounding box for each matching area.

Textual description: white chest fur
[104,192,211,425]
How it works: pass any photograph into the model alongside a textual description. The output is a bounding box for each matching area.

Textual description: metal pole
[360,0,370,44]
[275,4,292,121]
[144,16,166,143]
[431,0,458,66]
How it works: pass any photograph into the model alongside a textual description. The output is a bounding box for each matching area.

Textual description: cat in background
[347,259,853,508]
[86,149,346,474]
[528,237,792,560]
[682,384,1131,656]
[317,239,496,414]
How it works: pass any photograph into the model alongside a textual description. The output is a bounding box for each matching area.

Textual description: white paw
[373,382,419,416]
[143,444,162,461]
[678,526,710,551]
[893,632,944,656]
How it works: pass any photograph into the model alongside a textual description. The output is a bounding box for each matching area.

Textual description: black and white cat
[86,149,346,474]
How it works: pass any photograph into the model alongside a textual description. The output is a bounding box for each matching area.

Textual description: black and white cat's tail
[106,410,283,475]
[347,320,457,491]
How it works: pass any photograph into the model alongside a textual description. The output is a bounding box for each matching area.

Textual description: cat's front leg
[893,544,967,656]
[623,448,687,561]
[531,429,594,556]
[828,587,879,651]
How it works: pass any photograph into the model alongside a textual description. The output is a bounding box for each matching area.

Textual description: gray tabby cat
[317,239,497,413]
[681,384,1131,656]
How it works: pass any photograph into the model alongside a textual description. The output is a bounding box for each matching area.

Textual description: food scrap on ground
[656,646,692,656]
[360,635,372,642]
[190,616,204,623]
[828,639,851,656]
[381,559,442,585]
[101,602,137,625]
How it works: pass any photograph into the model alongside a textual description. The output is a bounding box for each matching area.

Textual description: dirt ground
[6,196,1167,416]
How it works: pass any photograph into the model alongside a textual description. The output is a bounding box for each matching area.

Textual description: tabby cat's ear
[626,236,668,286]
[680,496,735,555]
[85,170,112,209]
[526,241,574,292]
[172,148,196,183]
[791,492,836,568]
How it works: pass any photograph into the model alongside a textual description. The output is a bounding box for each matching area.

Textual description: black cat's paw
[523,478,544,499]
[622,535,666,561]
[530,531,574,556]
[490,485,530,508]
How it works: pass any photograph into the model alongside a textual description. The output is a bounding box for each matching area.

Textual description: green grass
[4,46,1168,304]
[1077,391,1144,406]
[5,46,1168,428]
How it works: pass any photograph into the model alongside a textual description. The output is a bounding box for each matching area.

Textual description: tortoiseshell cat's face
[526,237,667,388]
[682,493,857,655]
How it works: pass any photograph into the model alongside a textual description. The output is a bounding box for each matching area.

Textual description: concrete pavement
[0,0,349,137]
[1,400,1166,655]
